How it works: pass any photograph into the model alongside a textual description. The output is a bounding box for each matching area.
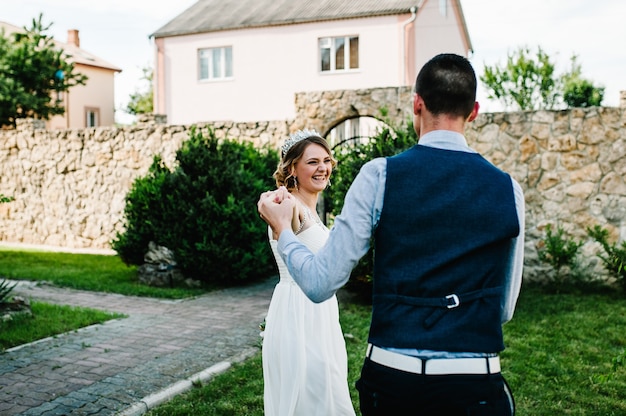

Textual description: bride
[262,129,355,416]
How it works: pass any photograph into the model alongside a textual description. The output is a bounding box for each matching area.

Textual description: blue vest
[369,145,519,353]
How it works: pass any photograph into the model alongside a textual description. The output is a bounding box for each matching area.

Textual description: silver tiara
[281,128,321,156]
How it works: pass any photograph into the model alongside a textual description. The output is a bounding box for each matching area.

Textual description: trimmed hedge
[112,127,279,284]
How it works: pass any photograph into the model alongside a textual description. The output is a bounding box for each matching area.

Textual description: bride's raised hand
[258,187,295,236]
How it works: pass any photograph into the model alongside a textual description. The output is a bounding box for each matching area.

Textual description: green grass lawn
[0,248,208,299]
[503,286,626,415]
[0,301,125,351]
[147,285,626,416]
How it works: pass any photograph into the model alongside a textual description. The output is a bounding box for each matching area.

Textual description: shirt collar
[418,130,476,153]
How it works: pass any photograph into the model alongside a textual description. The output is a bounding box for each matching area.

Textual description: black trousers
[356,357,515,416]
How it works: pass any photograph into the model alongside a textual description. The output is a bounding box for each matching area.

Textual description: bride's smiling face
[292,143,333,194]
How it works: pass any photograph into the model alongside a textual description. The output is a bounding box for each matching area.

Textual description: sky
[1,0,625,122]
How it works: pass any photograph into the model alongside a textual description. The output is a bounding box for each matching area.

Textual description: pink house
[49,29,122,129]
[151,0,472,127]
[0,22,121,129]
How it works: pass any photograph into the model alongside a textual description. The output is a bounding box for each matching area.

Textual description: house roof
[0,21,121,72]
[153,0,433,38]
[60,43,122,72]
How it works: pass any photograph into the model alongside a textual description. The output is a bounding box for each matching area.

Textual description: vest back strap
[373,286,502,329]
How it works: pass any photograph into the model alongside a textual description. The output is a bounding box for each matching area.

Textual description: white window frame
[198,46,233,81]
[319,36,359,73]
[85,107,99,127]
[439,0,447,16]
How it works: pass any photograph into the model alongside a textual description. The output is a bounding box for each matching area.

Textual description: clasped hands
[258,186,295,237]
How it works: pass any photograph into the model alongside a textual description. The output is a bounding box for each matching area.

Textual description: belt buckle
[445,294,460,309]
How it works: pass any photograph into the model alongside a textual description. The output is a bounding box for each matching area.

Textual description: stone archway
[291,86,414,136]
[290,87,414,225]
[325,115,388,151]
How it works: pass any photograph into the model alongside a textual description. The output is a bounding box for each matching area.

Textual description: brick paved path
[0,278,275,415]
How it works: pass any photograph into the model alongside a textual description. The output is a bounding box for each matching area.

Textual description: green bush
[561,55,604,108]
[0,194,13,204]
[537,223,584,285]
[563,78,604,108]
[588,225,626,292]
[112,127,279,284]
[326,112,417,290]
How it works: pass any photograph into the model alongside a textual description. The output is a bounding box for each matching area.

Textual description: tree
[0,14,87,128]
[480,46,561,111]
[126,65,154,115]
[481,46,605,111]
[562,55,604,108]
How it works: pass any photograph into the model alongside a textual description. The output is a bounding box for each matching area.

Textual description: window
[198,46,233,80]
[439,0,447,16]
[85,107,99,127]
[319,36,359,72]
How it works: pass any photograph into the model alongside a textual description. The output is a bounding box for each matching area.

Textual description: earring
[294,177,298,190]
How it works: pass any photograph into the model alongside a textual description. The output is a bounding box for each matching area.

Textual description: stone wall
[468,108,626,280]
[0,117,289,249]
[1,92,625,281]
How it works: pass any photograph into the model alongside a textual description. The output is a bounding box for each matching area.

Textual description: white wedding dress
[263,220,355,416]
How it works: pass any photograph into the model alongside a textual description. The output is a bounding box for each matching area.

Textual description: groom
[258,53,524,415]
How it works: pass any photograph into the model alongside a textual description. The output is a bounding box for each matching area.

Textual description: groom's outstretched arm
[275,159,386,303]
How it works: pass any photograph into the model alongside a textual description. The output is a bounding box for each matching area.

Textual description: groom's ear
[467,102,480,122]
[413,93,422,115]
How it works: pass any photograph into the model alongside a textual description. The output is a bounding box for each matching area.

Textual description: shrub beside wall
[112,127,279,283]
